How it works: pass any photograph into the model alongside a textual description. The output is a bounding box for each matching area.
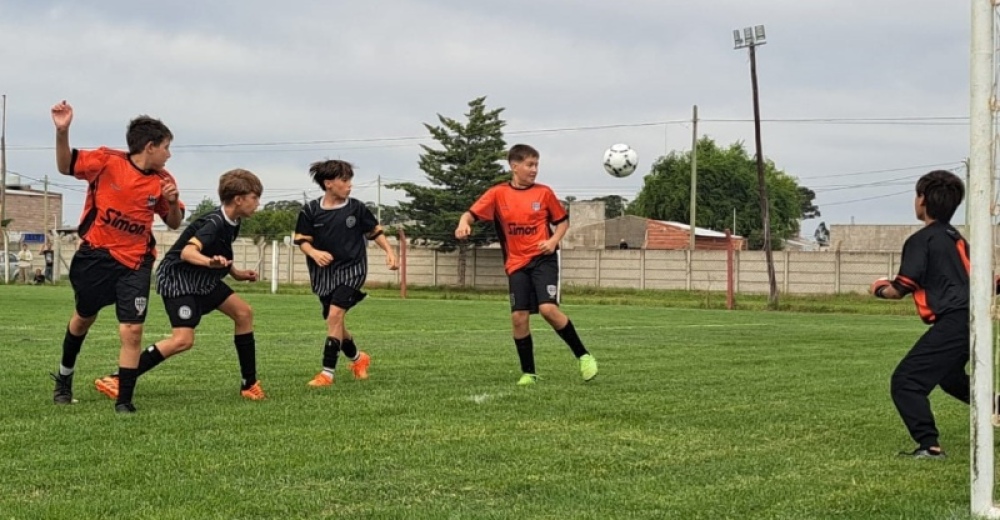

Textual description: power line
[6,115,969,152]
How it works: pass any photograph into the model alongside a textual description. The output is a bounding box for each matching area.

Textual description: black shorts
[69,247,154,323]
[508,254,560,313]
[320,285,367,319]
[162,283,235,329]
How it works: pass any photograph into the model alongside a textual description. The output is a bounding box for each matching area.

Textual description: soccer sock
[323,337,341,376]
[60,328,87,373]
[116,367,139,406]
[342,336,360,361]
[514,335,536,375]
[136,345,166,377]
[555,320,589,358]
[234,332,257,389]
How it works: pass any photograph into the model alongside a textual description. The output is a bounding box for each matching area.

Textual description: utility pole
[734,25,778,309]
[689,105,698,251]
[1,94,7,284]
[43,175,49,243]
[377,174,382,223]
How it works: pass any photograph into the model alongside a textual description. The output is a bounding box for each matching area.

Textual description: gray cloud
[1,0,972,233]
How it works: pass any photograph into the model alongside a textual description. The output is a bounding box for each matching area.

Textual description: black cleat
[114,402,137,414]
[51,373,75,404]
[898,447,946,460]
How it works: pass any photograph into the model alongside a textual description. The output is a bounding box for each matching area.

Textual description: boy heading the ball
[294,160,399,388]
[49,100,185,413]
[94,169,266,402]
[870,170,970,459]
[455,144,597,385]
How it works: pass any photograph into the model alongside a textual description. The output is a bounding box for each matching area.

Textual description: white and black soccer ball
[603,144,638,178]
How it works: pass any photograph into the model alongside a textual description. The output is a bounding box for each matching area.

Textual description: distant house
[645,221,745,251]
[562,210,745,250]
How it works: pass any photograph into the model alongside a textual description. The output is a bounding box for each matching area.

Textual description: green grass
[0,285,983,519]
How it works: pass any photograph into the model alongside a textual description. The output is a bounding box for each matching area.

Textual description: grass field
[0,285,983,519]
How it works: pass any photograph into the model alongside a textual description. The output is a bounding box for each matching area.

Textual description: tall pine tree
[389,97,507,285]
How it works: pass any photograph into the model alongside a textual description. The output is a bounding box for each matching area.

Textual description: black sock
[555,320,589,358]
[341,336,359,361]
[116,367,138,406]
[234,332,257,389]
[61,328,87,370]
[514,335,535,374]
[136,345,166,377]
[323,337,341,370]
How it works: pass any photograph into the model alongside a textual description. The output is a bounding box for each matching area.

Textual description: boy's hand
[232,269,258,282]
[870,277,891,298]
[160,178,179,203]
[208,255,232,269]
[310,250,333,267]
[51,100,73,131]
[455,222,471,240]
[537,239,558,255]
[385,253,399,271]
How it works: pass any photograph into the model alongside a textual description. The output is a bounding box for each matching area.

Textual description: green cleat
[516,373,538,386]
[579,354,598,381]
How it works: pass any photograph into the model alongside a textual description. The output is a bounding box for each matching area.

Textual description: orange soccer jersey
[71,147,184,270]
[469,182,568,275]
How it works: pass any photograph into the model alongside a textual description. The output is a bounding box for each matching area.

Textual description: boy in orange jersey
[455,144,597,385]
[49,100,185,413]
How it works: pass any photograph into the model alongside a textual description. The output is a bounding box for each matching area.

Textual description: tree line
[187,97,819,256]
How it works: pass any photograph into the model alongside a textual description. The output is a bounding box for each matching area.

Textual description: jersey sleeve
[293,206,314,245]
[69,147,113,182]
[357,201,383,239]
[469,187,497,221]
[189,215,224,251]
[545,187,568,225]
[154,171,186,221]
[893,234,927,296]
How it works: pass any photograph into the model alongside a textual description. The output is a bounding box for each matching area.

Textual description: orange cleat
[307,372,334,387]
[349,352,371,380]
[240,381,266,400]
[94,375,119,400]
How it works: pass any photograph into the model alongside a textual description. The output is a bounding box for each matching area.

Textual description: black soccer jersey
[156,208,241,298]
[892,221,970,324]
[293,197,380,296]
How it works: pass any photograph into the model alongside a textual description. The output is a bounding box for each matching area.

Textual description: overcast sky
[0,1,972,237]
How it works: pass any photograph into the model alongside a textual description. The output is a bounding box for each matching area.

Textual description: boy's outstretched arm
[51,101,73,175]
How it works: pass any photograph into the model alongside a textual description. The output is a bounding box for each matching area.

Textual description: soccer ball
[603,144,638,178]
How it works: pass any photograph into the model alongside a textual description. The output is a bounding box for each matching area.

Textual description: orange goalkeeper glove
[871,277,892,298]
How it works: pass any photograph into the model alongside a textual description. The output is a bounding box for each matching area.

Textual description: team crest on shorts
[134,297,147,315]
[178,305,192,320]
[147,196,157,207]
[346,216,357,228]
[531,202,541,211]
[547,285,557,297]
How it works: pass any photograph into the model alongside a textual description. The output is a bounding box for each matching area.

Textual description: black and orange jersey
[71,147,185,270]
[469,182,568,275]
[892,221,969,323]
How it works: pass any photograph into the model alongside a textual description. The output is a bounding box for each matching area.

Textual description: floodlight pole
[969,0,998,517]
[734,25,778,309]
